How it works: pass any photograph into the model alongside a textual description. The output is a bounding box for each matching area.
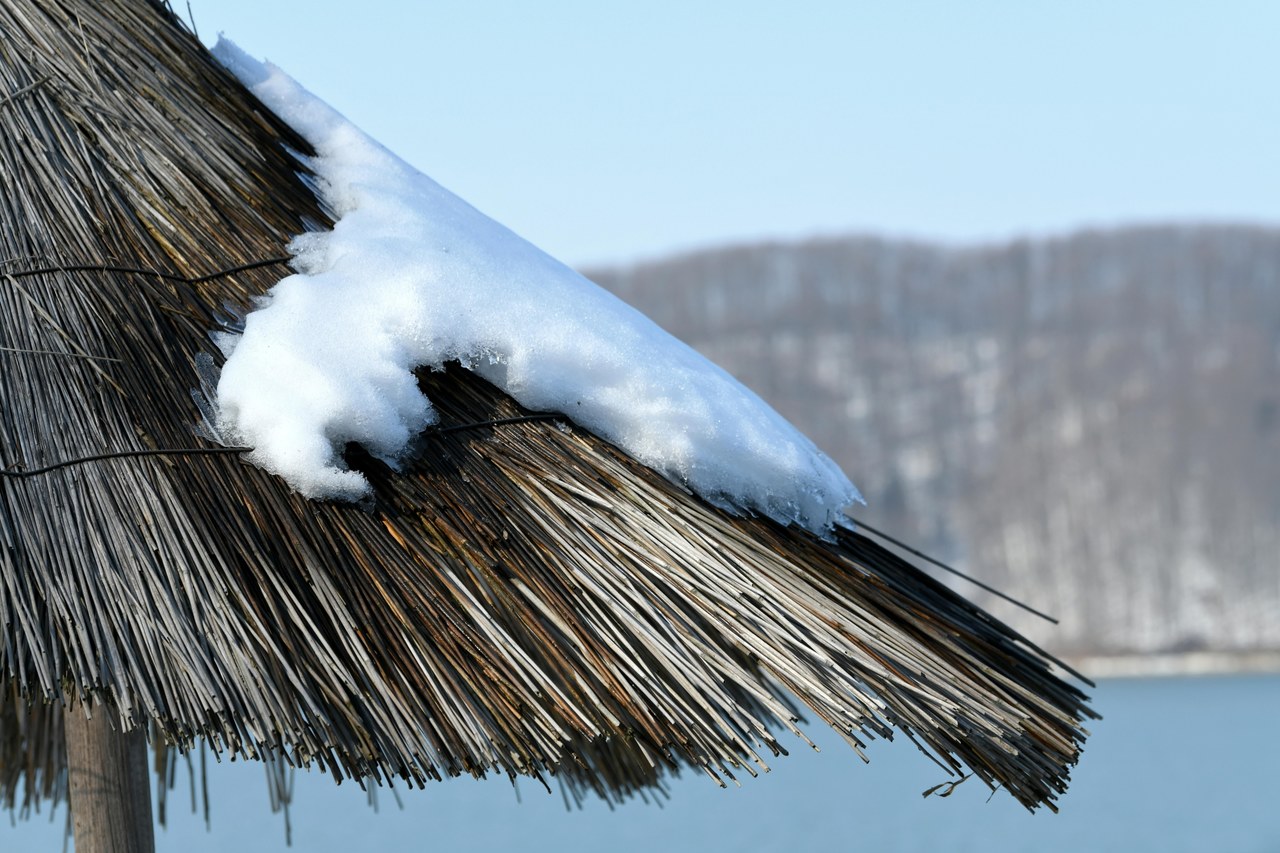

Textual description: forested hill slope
[586,225,1280,659]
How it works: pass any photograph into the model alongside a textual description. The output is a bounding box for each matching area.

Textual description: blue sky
[192,1,1279,267]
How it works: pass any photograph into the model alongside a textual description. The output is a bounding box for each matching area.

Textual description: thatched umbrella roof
[0,0,1092,828]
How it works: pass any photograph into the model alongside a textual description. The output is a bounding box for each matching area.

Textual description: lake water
[8,674,1279,852]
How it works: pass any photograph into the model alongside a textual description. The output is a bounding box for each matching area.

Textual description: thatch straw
[0,0,1093,819]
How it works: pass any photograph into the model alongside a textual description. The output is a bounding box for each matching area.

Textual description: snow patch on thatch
[210,40,862,533]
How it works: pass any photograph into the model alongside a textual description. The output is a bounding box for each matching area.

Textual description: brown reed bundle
[0,0,1093,822]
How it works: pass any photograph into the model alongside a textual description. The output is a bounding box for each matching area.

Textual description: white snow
[210,39,862,533]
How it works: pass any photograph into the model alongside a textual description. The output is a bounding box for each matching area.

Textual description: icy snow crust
[211,40,862,534]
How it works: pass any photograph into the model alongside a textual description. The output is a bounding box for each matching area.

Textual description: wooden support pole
[64,705,155,853]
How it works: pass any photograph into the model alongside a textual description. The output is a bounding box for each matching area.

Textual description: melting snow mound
[211,40,862,534]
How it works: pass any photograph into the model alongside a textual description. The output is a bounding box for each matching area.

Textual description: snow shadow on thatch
[0,0,1093,819]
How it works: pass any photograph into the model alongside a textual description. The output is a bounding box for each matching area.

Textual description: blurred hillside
[585,225,1280,661]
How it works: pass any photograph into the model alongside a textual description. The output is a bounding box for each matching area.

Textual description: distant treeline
[586,225,1280,657]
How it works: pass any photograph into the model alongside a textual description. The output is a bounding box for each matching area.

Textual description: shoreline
[1062,650,1280,680]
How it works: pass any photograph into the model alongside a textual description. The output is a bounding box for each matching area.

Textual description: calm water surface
[8,674,1279,852]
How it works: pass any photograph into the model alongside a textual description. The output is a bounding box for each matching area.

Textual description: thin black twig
[429,414,563,435]
[1,256,293,286]
[0,345,122,363]
[0,76,51,109]
[1,447,249,478]
[0,416,565,479]
[851,516,1059,624]
[189,257,294,284]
